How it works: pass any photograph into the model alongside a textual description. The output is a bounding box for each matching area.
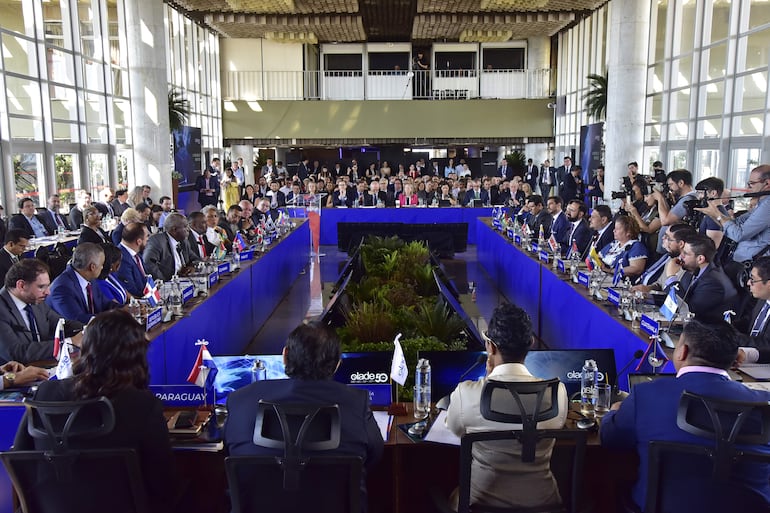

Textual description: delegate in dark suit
[225,379,384,503]
[523,164,539,191]
[142,233,199,281]
[601,371,770,511]
[194,173,220,207]
[110,199,130,218]
[462,189,490,206]
[550,212,570,246]
[0,288,83,364]
[0,250,18,287]
[332,190,352,208]
[672,264,738,323]
[15,379,179,513]
[593,226,615,256]
[46,265,114,324]
[187,231,215,260]
[746,299,770,352]
[69,206,84,228]
[39,209,71,235]
[8,214,48,239]
[559,173,584,203]
[265,190,286,207]
[77,225,109,246]
[539,166,557,195]
[526,210,553,238]
[116,244,146,297]
[561,219,592,257]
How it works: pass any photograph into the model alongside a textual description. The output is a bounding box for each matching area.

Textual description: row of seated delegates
[445,303,568,510]
[601,320,770,512]
[224,321,384,506]
[0,259,84,364]
[14,310,182,513]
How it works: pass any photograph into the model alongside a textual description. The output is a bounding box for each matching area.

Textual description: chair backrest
[225,401,363,513]
[0,398,149,513]
[454,378,586,513]
[645,390,770,513]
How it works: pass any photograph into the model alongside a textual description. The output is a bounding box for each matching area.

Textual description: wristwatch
[716,215,723,222]
[3,372,15,388]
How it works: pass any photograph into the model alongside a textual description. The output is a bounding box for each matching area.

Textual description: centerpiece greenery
[338,236,468,398]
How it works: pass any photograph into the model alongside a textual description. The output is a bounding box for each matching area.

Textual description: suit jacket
[351,191,373,207]
[195,175,220,207]
[69,206,84,229]
[111,199,130,218]
[550,212,570,245]
[498,165,513,181]
[142,232,199,281]
[94,201,115,218]
[265,190,286,207]
[116,244,146,297]
[672,264,738,323]
[524,165,539,190]
[601,371,770,512]
[46,265,115,324]
[8,214,48,239]
[332,190,352,208]
[187,231,215,260]
[539,166,557,189]
[39,209,71,234]
[559,173,584,203]
[556,165,570,187]
[224,378,384,503]
[462,189,490,207]
[296,163,310,180]
[561,219,592,257]
[77,225,109,246]
[747,300,770,350]
[593,225,615,255]
[16,379,179,513]
[0,249,17,287]
[0,288,83,364]
[526,210,553,239]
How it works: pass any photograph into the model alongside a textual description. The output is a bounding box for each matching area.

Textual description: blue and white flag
[611,261,624,287]
[390,333,408,386]
[659,286,680,321]
[54,319,73,380]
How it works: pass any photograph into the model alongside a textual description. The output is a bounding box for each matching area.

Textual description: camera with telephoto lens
[611,191,628,200]
[683,197,708,228]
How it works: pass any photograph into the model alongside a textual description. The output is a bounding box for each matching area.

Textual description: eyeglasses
[746,179,765,187]
[481,331,498,349]
[748,277,769,285]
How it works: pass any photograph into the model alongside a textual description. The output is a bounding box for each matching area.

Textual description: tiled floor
[244,245,507,355]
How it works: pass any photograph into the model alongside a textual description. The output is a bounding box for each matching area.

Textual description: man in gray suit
[0,259,83,364]
[142,213,199,281]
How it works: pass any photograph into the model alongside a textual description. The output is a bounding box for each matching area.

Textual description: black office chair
[0,398,149,513]
[440,378,587,513]
[644,390,770,513]
[225,401,363,513]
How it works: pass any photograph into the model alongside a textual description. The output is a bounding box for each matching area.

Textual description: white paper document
[739,364,770,381]
[423,410,461,446]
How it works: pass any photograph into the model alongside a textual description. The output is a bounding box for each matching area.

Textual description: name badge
[539,250,550,263]
[217,262,231,275]
[514,234,522,245]
[150,385,213,407]
[557,259,566,273]
[208,271,219,288]
[146,307,162,332]
[577,271,590,288]
[640,314,660,336]
[492,218,501,230]
[239,250,255,261]
[506,228,514,239]
[181,284,195,303]
[607,288,621,307]
[531,242,539,253]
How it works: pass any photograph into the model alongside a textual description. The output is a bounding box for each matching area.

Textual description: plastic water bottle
[251,359,266,382]
[414,359,431,419]
[580,359,598,419]
[169,276,183,317]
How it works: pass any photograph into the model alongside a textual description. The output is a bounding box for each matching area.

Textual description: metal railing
[222,68,552,101]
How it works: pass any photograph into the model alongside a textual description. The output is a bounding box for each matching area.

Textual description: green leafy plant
[406,300,466,343]
[339,301,398,345]
[168,88,190,133]
[584,72,608,120]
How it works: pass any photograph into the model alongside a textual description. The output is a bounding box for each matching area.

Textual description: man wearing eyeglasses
[697,165,770,263]
[736,256,770,365]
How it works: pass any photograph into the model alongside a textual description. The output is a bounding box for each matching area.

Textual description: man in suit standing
[498,158,513,182]
[601,320,770,512]
[555,156,573,197]
[142,213,199,281]
[524,158,539,193]
[0,230,29,286]
[195,168,220,208]
[561,200,592,258]
[559,165,584,204]
[9,198,49,239]
[224,321,384,505]
[39,194,71,235]
[46,242,115,324]
[539,159,556,197]
[0,259,84,364]
[117,222,149,297]
[261,158,276,180]
[297,157,311,181]
[667,232,738,323]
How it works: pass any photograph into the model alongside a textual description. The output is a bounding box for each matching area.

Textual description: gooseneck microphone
[615,349,645,389]
[459,354,487,381]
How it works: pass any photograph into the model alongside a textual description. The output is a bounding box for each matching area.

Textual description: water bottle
[128,297,142,324]
[414,358,431,419]
[169,276,183,317]
[580,359,598,419]
[251,359,266,382]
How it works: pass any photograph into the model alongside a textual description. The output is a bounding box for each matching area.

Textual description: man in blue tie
[736,256,770,365]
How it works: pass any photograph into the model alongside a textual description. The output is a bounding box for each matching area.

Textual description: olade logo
[566,370,606,381]
[350,372,389,384]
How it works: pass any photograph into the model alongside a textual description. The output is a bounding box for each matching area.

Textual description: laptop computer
[627,373,676,389]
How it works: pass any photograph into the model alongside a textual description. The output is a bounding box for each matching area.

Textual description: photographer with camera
[624,188,661,256]
[696,165,770,264]
[623,162,649,196]
[693,177,729,248]
[653,169,698,255]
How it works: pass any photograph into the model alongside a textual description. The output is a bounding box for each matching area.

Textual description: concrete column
[527,37,550,69]
[124,0,171,198]
[604,0,650,200]
[231,144,254,184]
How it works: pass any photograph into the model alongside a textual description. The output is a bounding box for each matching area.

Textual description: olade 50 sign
[350,372,389,384]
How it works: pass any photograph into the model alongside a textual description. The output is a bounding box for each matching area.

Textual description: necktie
[198,235,207,258]
[86,283,95,314]
[24,305,39,341]
[641,255,669,285]
[134,254,146,277]
[752,302,770,336]
[176,242,186,266]
[54,212,64,228]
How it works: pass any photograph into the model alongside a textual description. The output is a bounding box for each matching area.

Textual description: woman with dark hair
[96,244,129,306]
[14,310,179,513]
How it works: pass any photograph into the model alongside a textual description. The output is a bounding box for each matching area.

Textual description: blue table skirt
[476,219,648,390]
[288,207,494,246]
[148,221,310,385]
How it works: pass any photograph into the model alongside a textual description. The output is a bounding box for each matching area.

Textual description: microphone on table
[613,349,645,399]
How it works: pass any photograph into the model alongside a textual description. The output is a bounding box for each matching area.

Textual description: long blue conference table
[475,219,649,386]
[289,206,494,246]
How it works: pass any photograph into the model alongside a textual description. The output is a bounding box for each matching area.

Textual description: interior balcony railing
[222,68,552,101]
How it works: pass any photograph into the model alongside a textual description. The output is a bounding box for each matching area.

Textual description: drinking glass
[595,383,612,417]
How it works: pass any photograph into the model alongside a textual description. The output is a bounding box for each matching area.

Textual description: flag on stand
[659,286,681,321]
[548,234,559,252]
[634,337,671,373]
[54,319,72,379]
[538,225,545,241]
[233,232,248,252]
[143,276,161,307]
[390,333,408,386]
[568,240,579,259]
[52,318,65,359]
[612,262,624,287]
[187,342,218,389]
[585,246,601,270]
